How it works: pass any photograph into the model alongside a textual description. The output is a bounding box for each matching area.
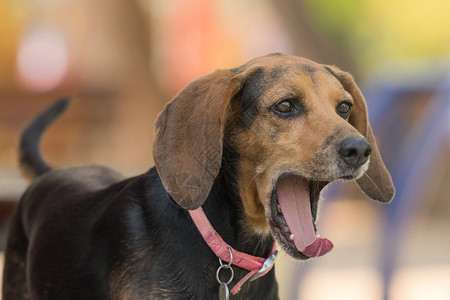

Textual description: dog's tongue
[277,176,333,257]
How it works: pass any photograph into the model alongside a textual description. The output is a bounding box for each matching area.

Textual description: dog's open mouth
[270,174,333,259]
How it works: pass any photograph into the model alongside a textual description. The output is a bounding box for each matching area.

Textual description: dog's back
[3,99,125,299]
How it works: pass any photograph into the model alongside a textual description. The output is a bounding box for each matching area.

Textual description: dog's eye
[270,98,304,119]
[337,101,352,118]
[273,100,294,113]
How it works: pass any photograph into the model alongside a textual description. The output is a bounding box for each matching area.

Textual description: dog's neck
[199,149,274,258]
[145,153,277,298]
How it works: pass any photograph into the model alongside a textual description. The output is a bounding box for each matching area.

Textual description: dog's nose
[337,137,372,168]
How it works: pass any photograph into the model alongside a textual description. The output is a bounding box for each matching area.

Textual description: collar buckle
[250,250,278,281]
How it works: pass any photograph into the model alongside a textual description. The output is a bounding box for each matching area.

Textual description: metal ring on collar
[216,248,234,285]
[216,264,234,285]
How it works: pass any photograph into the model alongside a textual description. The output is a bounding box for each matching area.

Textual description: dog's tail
[19,97,71,180]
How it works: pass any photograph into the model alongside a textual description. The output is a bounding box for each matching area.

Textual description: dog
[3,53,394,299]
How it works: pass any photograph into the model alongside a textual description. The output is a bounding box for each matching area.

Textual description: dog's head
[153,53,394,259]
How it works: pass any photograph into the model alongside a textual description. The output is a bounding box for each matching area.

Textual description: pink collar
[189,207,278,295]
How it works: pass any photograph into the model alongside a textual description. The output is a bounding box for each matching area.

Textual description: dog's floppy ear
[153,69,245,209]
[325,65,395,203]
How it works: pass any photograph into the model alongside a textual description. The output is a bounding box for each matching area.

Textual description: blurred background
[0,0,449,299]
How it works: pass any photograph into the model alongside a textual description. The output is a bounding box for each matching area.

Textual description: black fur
[19,97,71,177]
[238,67,266,129]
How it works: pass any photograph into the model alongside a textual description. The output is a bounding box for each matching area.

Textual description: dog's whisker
[363,173,385,199]
[244,173,260,194]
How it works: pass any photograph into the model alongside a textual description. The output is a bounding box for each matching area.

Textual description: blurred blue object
[364,63,450,300]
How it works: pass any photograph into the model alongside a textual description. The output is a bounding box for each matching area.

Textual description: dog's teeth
[277,203,282,214]
[289,234,295,240]
[316,234,321,238]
